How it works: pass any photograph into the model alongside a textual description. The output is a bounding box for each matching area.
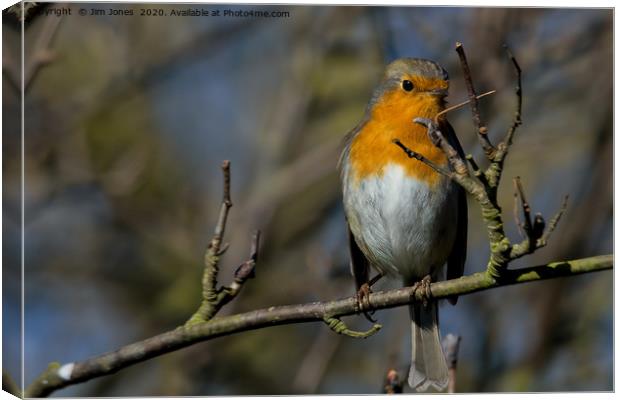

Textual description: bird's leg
[368,271,385,287]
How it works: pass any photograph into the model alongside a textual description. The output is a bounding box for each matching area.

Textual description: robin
[339,58,467,391]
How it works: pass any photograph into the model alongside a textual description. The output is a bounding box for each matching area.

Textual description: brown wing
[443,122,467,305]
[348,224,369,291]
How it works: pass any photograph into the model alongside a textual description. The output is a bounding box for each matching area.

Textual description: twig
[513,176,532,237]
[509,188,568,260]
[434,90,496,124]
[186,161,259,325]
[538,195,569,247]
[490,44,524,186]
[442,334,462,393]
[465,154,488,186]
[24,255,612,397]
[392,138,453,178]
[455,42,495,158]
[500,44,523,149]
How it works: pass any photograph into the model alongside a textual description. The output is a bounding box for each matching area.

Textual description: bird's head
[368,58,449,121]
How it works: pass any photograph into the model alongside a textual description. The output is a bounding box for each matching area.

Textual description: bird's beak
[429,88,448,98]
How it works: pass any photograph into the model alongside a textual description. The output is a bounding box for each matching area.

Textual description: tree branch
[24,254,612,397]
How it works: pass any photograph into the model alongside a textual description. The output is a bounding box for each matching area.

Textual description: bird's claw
[413,275,433,308]
[357,283,377,323]
[357,283,371,310]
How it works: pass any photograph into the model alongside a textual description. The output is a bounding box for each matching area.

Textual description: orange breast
[348,91,447,186]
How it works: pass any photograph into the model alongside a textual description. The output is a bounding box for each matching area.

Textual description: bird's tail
[408,301,449,392]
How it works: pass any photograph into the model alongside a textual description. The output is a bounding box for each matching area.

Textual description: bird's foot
[356,272,385,323]
[413,275,433,308]
[357,282,372,311]
[356,283,376,322]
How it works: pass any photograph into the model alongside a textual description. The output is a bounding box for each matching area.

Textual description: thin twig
[434,90,496,124]
[455,42,495,158]
[24,255,612,397]
[212,160,232,244]
[538,195,569,247]
[392,139,453,178]
[513,183,524,239]
[513,176,532,236]
[465,154,488,186]
[228,230,261,294]
[500,44,523,149]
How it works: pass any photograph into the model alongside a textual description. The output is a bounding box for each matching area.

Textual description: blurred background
[2,3,613,396]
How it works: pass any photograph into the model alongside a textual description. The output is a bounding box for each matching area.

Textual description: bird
[338,58,467,392]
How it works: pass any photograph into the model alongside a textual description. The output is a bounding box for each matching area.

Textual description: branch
[24,254,612,397]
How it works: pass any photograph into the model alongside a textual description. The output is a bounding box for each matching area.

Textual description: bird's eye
[402,80,414,92]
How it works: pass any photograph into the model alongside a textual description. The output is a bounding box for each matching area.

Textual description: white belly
[344,163,457,282]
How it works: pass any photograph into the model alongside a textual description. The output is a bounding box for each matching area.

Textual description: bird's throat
[349,98,447,186]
